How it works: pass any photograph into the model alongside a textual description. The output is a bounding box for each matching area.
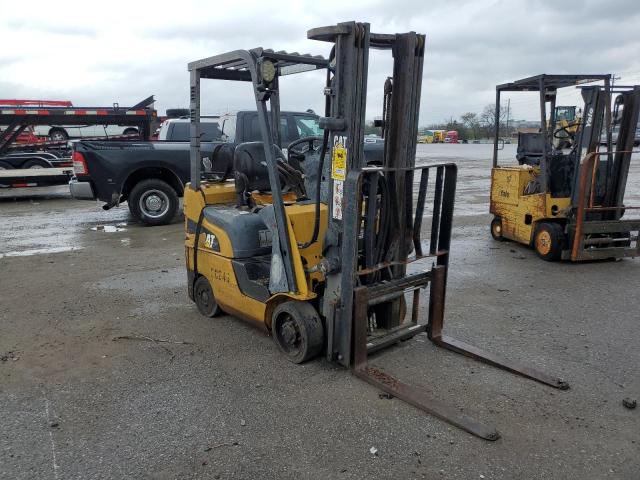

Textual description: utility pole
[611,74,621,88]
[505,98,511,137]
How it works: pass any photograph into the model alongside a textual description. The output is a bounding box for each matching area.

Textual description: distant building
[515,127,539,134]
[510,119,540,129]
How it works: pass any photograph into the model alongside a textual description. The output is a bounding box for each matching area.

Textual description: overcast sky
[1,0,639,125]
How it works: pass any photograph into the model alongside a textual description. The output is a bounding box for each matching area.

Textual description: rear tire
[272,301,324,364]
[194,276,222,317]
[490,217,504,241]
[533,222,564,261]
[127,178,179,226]
[0,160,13,169]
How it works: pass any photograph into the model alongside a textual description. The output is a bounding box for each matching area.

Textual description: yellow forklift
[552,105,581,149]
[184,22,568,440]
[490,74,640,260]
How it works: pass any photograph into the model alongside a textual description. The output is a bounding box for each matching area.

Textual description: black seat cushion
[202,143,235,181]
[233,142,286,192]
[516,132,545,166]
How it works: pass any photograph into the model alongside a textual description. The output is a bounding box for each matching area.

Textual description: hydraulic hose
[298,129,329,250]
[298,48,334,250]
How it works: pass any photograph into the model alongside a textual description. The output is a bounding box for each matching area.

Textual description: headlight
[261,59,276,83]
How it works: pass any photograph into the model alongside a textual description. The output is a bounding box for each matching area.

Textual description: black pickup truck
[70,110,384,225]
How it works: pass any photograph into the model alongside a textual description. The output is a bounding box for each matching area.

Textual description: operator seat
[202,143,235,182]
[233,141,305,205]
[516,132,545,166]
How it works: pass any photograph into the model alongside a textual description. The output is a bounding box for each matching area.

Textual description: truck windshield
[293,115,322,137]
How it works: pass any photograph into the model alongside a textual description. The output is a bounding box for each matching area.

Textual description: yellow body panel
[285,202,328,286]
[188,247,268,324]
[184,183,327,327]
[490,166,571,245]
[199,180,238,204]
[251,191,298,205]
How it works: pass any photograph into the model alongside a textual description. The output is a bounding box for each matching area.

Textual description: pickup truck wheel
[128,179,179,226]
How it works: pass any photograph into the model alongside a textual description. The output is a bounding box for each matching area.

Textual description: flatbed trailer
[0,167,73,188]
[0,96,156,187]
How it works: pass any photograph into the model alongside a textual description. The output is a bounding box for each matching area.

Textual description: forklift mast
[571,85,640,216]
[307,23,425,366]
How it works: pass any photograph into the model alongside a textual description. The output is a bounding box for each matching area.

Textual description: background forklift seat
[516,132,545,166]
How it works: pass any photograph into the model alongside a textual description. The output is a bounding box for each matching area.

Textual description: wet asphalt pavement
[0,144,638,479]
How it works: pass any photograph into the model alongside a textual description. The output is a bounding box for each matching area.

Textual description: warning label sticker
[332,180,344,220]
[331,136,347,181]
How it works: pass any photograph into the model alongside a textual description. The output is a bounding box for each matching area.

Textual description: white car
[157,116,221,141]
[33,124,140,141]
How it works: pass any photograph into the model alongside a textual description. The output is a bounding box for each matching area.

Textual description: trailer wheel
[490,217,504,241]
[0,160,13,170]
[23,159,50,169]
[533,222,563,261]
[123,128,139,138]
[272,301,324,364]
[128,178,179,226]
[49,129,68,141]
[193,276,222,317]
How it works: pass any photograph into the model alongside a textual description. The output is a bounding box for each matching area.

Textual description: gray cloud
[1,0,638,125]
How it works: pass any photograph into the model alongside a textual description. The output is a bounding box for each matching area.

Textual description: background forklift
[184,22,567,440]
[552,105,581,149]
[490,74,640,261]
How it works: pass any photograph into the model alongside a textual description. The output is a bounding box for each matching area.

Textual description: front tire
[490,217,504,241]
[272,301,324,364]
[193,276,222,317]
[533,222,564,261]
[0,160,13,170]
[127,178,179,226]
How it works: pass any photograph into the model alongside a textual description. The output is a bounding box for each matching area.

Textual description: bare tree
[460,112,480,139]
[480,104,508,137]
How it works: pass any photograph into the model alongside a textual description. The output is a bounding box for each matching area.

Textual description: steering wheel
[553,124,576,139]
[287,136,323,156]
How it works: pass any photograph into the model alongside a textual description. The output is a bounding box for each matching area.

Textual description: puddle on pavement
[91,223,128,233]
[0,246,83,259]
